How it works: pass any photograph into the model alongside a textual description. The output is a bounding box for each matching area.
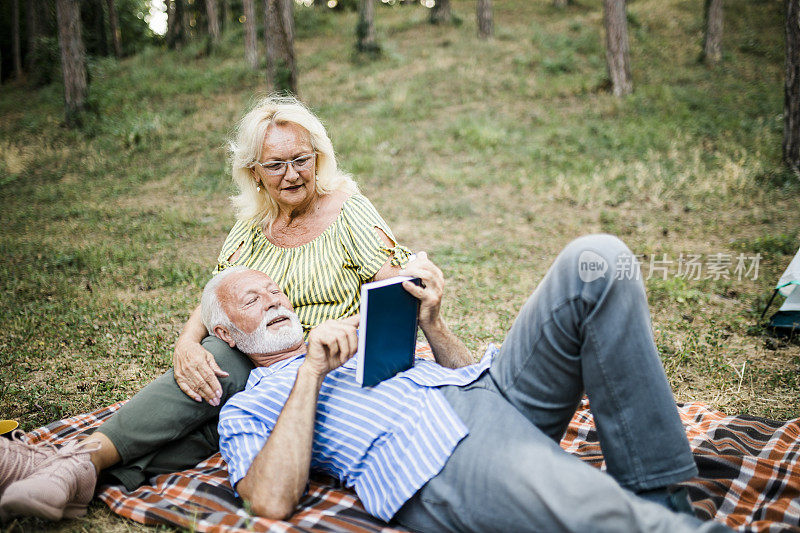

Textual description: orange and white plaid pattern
[19,344,800,533]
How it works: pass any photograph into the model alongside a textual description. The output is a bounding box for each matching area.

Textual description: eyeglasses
[250,153,316,176]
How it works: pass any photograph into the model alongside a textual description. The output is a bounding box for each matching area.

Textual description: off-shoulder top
[215,194,412,335]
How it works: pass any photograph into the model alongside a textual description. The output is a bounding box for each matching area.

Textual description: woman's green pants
[96,336,253,490]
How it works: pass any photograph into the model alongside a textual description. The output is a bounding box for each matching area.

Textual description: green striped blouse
[215,194,411,335]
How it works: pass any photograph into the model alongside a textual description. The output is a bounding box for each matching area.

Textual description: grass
[1,0,798,530]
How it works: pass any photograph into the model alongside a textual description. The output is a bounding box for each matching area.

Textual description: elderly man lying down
[208,235,731,533]
[1,235,731,532]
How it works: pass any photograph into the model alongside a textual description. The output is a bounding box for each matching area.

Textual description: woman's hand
[399,251,444,329]
[173,339,229,406]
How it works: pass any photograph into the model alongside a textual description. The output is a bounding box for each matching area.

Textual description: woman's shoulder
[338,192,383,222]
[226,217,260,235]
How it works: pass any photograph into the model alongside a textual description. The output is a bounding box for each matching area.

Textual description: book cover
[356,276,420,387]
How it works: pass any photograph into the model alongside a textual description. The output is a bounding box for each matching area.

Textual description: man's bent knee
[559,234,635,284]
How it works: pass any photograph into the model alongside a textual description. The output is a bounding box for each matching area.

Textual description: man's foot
[0,439,99,521]
[636,486,695,516]
[667,487,695,516]
[0,431,58,498]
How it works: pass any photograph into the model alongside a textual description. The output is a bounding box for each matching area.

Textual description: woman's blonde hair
[229,95,359,233]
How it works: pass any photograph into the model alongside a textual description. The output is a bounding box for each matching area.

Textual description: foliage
[0,0,155,84]
[733,233,799,257]
[27,36,61,87]
[294,4,336,38]
[114,0,159,55]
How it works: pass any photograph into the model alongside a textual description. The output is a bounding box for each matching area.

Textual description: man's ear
[214,325,237,348]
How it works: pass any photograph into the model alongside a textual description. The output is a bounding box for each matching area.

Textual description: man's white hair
[201,266,250,334]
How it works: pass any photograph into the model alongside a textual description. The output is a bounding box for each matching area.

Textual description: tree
[206,0,221,45]
[356,0,379,55]
[25,0,41,71]
[222,0,231,34]
[603,0,632,96]
[430,0,452,25]
[55,0,88,126]
[12,0,22,78]
[243,0,258,68]
[701,0,723,64]
[181,0,192,41]
[476,0,492,39]
[106,0,123,58]
[91,0,109,57]
[167,0,185,49]
[264,0,297,94]
[785,0,800,173]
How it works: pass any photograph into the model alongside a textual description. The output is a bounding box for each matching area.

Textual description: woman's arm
[369,226,471,367]
[173,304,229,405]
[400,252,473,368]
[371,227,406,281]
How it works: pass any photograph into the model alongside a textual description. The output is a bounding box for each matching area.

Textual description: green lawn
[0,0,797,530]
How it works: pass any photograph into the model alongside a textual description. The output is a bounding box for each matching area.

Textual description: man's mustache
[261,306,297,328]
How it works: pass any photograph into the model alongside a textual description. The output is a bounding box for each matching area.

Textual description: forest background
[0,0,798,530]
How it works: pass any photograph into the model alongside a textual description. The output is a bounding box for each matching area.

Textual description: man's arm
[400,252,473,368]
[235,316,360,520]
[235,365,323,519]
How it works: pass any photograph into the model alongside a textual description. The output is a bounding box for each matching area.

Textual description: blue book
[356,276,420,387]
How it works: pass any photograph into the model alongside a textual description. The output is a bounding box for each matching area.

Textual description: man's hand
[173,340,228,406]
[302,315,360,378]
[399,251,444,329]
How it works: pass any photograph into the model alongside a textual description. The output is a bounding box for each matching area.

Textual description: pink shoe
[0,430,58,498]
[0,439,99,521]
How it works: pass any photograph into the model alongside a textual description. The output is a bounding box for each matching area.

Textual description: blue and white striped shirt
[218,346,496,522]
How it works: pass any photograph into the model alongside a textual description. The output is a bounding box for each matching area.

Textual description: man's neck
[247,340,307,368]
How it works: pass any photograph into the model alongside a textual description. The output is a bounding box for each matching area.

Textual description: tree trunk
[181,0,192,40]
[264,0,297,94]
[356,0,379,54]
[603,0,632,96]
[166,0,175,44]
[93,0,109,57]
[206,0,221,44]
[476,0,492,39]
[106,0,122,57]
[13,0,23,78]
[167,0,180,49]
[784,0,800,173]
[430,0,452,25]
[170,0,188,48]
[243,0,258,68]
[55,0,87,126]
[26,0,41,71]
[702,0,723,64]
[222,0,230,33]
[553,0,569,6]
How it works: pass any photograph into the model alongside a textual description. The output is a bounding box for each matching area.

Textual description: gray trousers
[97,336,252,490]
[393,235,730,532]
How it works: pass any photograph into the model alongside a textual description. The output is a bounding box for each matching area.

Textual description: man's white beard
[229,307,304,355]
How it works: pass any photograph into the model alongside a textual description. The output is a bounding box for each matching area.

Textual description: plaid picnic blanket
[19,347,800,532]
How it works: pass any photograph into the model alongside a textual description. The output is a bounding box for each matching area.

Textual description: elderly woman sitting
[0,96,411,521]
